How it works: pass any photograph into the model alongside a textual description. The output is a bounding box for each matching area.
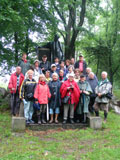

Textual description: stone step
[27,123,88,131]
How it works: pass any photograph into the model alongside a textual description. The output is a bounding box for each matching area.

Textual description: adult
[59,70,67,82]
[94,71,112,123]
[65,59,71,69]
[50,64,58,77]
[74,68,80,83]
[33,60,42,82]
[8,66,24,116]
[45,70,52,83]
[87,72,98,114]
[74,54,87,75]
[60,73,80,124]
[39,55,51,74]
[77,74,92,123]
[85,67,92,80]
[18,52,30,75]
[48,73,61,123]
[66,65,74,79]
[54,57,60,70]
[57,60,68,77]
[34,74,51,124]
[70,58,75,69]
[20,70,36,124]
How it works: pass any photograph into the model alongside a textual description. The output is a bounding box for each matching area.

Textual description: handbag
[62,96,70,104]
[106,92,113,99]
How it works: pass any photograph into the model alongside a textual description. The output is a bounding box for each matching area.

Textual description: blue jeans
[24,101,33,120]
[49,107,60,114]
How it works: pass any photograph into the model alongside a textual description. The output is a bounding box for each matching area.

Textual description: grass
[113,89,120,99]
[0,110,120,160]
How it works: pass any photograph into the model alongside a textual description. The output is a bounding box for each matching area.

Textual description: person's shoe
[29,120,35,124]
[63,119,67,124]
[76,119,80,123]
[55,119,59,124]
[70,119,74,124]
[26,120,29,124]
[49,120,53,124]
[38,120,41,125]
[42,119,47,124]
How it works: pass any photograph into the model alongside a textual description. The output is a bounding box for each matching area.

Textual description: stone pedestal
[12,117,26,132]
[88,116,102,129]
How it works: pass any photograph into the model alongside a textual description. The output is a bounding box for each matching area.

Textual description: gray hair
[89,72,94,76]
[52,73,58,77]
[101,71,108,77]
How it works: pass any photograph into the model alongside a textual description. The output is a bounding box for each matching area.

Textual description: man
[20,70,36,124]
[39,55,51,74]
[50,64,58,77]
[94,71,112,123]
[8,66,24,116]
[54,57,60,70]
[74,54,87,75]
[87,72,98,114]
[18,53,30,75]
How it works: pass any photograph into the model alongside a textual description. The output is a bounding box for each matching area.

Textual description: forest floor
[0,110,120,160]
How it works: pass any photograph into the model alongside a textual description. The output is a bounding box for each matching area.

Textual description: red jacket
[8,72,24,93]
[60,79,80,105]
[34,82,51,104]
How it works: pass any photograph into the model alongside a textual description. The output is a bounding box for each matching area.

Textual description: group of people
[8,52,112,125]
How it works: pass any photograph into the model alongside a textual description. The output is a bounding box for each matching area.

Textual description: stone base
[27,123,88,131]
[12,117,26,132]
[88,116,102,129]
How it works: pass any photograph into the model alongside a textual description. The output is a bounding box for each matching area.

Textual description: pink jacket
[34,83,51,104]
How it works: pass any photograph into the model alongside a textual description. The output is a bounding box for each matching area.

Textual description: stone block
[88,116,102,129]
[12,117,26,132]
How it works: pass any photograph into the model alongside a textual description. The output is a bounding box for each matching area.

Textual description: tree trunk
[14,32,19,63]
[24,31,29,55]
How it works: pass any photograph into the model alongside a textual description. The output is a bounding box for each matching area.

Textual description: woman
[60,73,80,124]
[59,70,67,83]
[20,70,36,124]
[74,68,80,83]
[77,74,92,123]
[45,70,52,84]
[48,73,61,123]
[34,74,51,124]
[33,60,42,82]
[66,65,74,79]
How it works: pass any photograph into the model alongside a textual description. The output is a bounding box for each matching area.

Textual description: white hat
[68,73,75,77]
[34,59,40,64]
[51,64,56,68]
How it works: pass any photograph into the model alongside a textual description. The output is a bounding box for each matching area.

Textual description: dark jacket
[48,80,61,109]
[18,60,30,76]
[74,60,87,74]
[20,79,36,101]
[87,77,98,97]
[39,61,51,73]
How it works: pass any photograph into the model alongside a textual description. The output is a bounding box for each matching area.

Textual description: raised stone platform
[27,123,88,131]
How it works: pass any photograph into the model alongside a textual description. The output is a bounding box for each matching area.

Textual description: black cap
[80,74,85,78]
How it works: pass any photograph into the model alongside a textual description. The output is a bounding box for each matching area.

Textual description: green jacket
[77,80,92,114]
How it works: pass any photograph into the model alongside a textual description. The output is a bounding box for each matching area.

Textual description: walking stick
[46,104,49,121]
